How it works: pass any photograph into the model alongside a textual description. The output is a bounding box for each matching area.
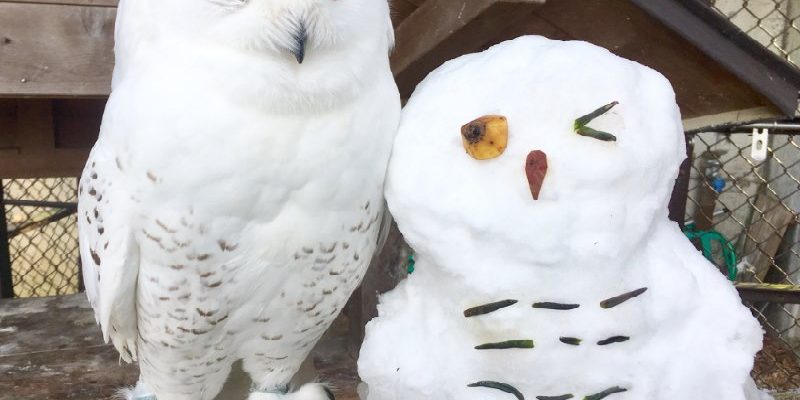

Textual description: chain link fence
[711,0,800,68]
[1,178,80,298]
[686,129,800,392]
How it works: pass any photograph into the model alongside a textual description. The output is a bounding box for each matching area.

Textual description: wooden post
[669,140,694,228]
[0,182,14,298]
[693,156,720,232]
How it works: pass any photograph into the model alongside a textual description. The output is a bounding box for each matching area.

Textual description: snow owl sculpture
[358,36,768,400]
[77,1,399,399]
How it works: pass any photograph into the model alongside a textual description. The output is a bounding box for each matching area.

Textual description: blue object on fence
[711,176,726,193]
[683,223,738,281]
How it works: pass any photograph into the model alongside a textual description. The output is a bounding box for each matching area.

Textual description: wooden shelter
[3,1,800,398]
[1,0,799,179]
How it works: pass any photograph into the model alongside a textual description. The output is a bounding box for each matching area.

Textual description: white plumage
[78,1,399,399]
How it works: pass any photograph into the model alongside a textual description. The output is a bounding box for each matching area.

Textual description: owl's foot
[117,381,157,400]
[249,383,334,400]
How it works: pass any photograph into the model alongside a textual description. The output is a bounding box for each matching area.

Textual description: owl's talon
[250,383,335,400]
[117,382,156,400]
[250,384,289,398]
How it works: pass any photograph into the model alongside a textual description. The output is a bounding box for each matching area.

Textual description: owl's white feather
[79,0,399,399]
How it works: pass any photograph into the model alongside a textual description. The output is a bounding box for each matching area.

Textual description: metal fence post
[0,180,14,298]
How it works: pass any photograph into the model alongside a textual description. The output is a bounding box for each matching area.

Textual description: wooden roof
[390,0,788,119]
[1,0,799,178]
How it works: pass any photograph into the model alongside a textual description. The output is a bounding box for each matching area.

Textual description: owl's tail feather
[117,381,157,400]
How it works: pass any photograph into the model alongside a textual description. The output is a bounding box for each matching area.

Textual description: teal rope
[683,224,738,281]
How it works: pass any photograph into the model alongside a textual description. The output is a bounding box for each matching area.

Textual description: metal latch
[751,127,769,162]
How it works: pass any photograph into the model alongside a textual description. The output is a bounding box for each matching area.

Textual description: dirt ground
[754,335,800,399]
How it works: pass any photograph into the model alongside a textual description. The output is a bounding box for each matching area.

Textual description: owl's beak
[291,21,308,64]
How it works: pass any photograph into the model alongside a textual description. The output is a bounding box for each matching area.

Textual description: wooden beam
[737,283,800,304]
[0,3,116,97]
[391,0,545,98]
[0,186,14,299]
[0,0,117,7]
[0,149,89,178]
[631,0,800,118]
[16,99,55,150]
[683,107,781,132]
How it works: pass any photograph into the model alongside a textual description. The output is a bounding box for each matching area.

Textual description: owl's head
[112,0,395,108]
[115,0,393,64]
[386,36,686,286]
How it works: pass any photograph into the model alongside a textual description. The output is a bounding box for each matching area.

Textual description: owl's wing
[78,144,140,362]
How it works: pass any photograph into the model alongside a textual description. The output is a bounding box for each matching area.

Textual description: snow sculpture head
[386,37,686,282]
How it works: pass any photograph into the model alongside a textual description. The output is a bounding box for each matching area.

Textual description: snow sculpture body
[77,1,399,399]
[358,36,766,400]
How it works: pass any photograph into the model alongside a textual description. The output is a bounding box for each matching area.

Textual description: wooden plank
[683,107,782,132]
[0,0,117,7]
[390,0,419,26]
[739,193,796,283]
[0,3,115,97]
[0,99,94,178]
[0,100,17,149]
[0,295,136,399]
[15,99,54,150]
[0,294,361,400]
[488,9,572,47]
[53,98,104,148]
[737,283,800,304]
[0,149,89,179]
[693,175,719,232]
[391,0,545,98]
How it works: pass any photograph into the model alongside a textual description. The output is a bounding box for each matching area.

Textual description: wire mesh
[2,178,80,298]
[686,131,800,391]
[710,0,800,68]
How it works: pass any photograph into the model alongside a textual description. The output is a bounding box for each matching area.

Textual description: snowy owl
[358,36,768,400]
[77,1,399,399]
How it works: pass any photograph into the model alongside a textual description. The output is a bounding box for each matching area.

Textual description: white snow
[358,36,766,400]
